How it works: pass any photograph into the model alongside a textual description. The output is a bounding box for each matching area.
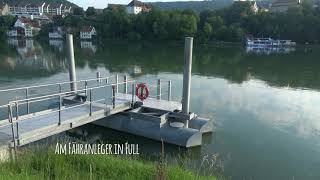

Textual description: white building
[8,2,71,18]
[44,3,63,15]
[80,26,97,39]
[9,2,45,16]
[126,0,151,15]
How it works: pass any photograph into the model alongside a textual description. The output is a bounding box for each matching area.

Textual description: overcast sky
[69,0,202,10]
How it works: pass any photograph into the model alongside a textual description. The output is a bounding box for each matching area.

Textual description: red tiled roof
[19,17,32,24]
[81,26,94,32]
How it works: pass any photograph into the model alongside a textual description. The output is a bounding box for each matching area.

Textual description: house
[126,0,151,14]
[271,0,302,12]
[80,26,96,39]
[7,17,40,38]
[0,3,9,16]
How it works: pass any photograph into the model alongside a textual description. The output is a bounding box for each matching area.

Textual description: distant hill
[0,0,78,7]
[150,0,273,12]
[150,0,234,12]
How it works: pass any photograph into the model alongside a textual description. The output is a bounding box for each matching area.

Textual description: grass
[0,147,217,180]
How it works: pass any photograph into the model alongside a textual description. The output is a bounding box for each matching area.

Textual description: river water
[0,39,320,179]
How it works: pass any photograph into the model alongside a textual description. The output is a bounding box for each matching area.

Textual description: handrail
[0,75,115,93]
[7,80,135,106]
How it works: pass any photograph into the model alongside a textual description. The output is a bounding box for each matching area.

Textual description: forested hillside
[150,0,234,12]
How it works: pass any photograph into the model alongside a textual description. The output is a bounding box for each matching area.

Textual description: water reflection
[1,40,320,179]
[80,41,97,54]
[246,46,296,54]
[1,39,67,78]
[49,39,64,52]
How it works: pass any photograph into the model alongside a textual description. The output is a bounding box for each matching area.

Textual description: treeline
[48,1,320,43]
[3,1,320,43]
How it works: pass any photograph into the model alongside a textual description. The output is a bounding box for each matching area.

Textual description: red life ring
[135,83,149,101]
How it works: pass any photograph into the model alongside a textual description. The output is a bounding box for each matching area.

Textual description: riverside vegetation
[0,145,218,180]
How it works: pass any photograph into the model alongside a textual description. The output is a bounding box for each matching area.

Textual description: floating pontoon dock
[0,36,213,160]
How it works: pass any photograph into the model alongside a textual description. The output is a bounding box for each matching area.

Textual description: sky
[69,0,202,10]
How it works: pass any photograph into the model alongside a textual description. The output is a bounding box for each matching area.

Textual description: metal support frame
[8,104,17,156]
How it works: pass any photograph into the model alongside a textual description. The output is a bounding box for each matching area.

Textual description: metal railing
[0,76,173,150]
[0,74,117,109]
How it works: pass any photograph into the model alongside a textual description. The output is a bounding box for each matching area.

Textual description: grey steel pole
[67,34,77,92]
[124,75,128,94]
[168,80,172,101]
[182,37,193,117]
[115,74,119,93]
[26,88,29,114]
[96,72,101,83]
[157,79,161,100]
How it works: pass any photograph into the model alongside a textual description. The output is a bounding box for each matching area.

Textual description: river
[0,39,320,180]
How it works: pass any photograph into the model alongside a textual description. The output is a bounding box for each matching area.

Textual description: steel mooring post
[112,85,116,109]
[124,75,128,94]
[131,83,135,106]
[96,72,102,83]
[67,34,77,92]
[182,37,193,128]
[115,74,119,93]
[168,80,172,101]
[26,88,29,114]
[157,79,161,100]
[85,81,88,96]
[89,89,92,116]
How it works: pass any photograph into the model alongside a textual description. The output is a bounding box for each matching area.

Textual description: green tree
[86,7,96,16]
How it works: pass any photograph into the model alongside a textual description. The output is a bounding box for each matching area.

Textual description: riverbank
[0,148,217,180]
